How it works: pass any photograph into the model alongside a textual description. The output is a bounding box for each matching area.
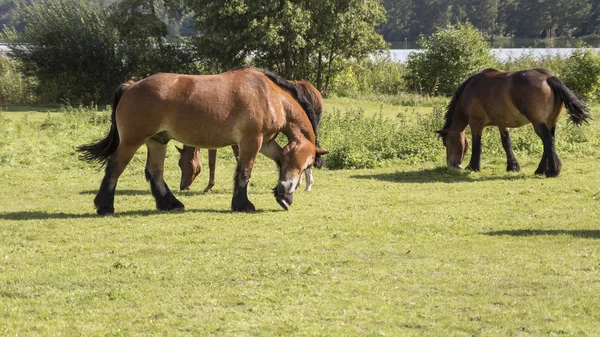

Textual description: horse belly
[485,105,530,128]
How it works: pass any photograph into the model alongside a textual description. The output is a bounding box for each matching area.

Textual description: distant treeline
[380,0,600,41]
[2,0,599,42]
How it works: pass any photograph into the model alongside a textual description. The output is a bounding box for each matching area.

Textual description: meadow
[1,98,600,336]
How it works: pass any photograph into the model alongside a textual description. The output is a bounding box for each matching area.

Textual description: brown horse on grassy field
[437,68,590,177]
[77,66,327,214]
[177,80,325,193]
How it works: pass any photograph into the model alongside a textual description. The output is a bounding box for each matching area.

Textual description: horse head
[437,129,468,169]
[274,139,328,210]
[176,145,201,190]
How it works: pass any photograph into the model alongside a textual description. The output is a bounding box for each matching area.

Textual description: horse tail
[546,76,591,126]
[77,81,134,166]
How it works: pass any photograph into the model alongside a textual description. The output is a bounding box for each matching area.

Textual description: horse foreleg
[145,139,184,211]
[94,142,141,215]
[500,128,520,172]
[231,138,262,212]
[303,169,314,191]
[203,149,217,193]
[466,134,482,172]
[533,123,561,177]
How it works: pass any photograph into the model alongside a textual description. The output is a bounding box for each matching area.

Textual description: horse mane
[439,68,499,136]
[293,80,323,122]
[229,66,324,167]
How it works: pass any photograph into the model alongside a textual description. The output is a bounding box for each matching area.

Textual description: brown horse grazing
[177,80,325,192]
[176,145,240,193]
[77,67,328,214]
[437,68,591,177]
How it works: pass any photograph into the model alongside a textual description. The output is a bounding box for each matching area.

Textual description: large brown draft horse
[78,67,328,214]
[437,68,591,177]
[177,80,324,193]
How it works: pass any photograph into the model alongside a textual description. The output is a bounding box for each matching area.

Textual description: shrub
[404,23,495,95]
[561,47,600,100]
[329,52,405,97]
[2,1,197,104]
[319,107,445,169]
[0,54,35,104]
[495,51,565,74]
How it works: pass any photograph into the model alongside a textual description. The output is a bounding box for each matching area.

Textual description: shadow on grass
[79,189,271,196]
[352,167,533,184]
[0,208,281,221]
[484,229,600,239]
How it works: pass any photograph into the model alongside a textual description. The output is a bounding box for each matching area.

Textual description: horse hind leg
[145,139,185,211]
[499,128,520,172]
[94,142,142,215]
[533,123,561,177]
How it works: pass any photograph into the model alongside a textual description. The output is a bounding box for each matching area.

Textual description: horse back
[114,70,287,148]
[461,69,556,129]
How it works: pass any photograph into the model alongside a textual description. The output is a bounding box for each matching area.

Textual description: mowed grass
[1,101,600,336]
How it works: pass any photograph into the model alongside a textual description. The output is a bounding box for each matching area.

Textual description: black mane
[439,68,498,136]
[232,66,323,162]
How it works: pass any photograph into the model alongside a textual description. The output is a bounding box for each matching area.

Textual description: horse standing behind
[437,68,590,177]
[177,80,324,193]
[78,67,327,214]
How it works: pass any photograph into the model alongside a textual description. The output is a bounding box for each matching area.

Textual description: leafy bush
[494,51,565,74]
[2,1,123,104]
[0,54,35,104]
[404,23,495,95]
[561,47,600,100]
[330,52,405,97]
[2,1,197,104]
[319,107,444,169]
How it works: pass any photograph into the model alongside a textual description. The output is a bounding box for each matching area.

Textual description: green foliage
[319,107,444,169]
[2,0,197,104]
[561,47,600,100]
[494,51,566,74]
[0,54,35,104]
[330,52,404,97]
[404,23,495,95]
[186,0,387,92]
[2,1,123,104]
[379,0,600,41]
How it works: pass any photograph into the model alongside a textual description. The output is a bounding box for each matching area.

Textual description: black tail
[546,76,591,126]
[77,81,133,167]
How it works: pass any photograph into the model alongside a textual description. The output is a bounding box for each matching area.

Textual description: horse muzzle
[274,181,294,210]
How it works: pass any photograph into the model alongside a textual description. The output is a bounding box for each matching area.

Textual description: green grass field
[1,99,600,336]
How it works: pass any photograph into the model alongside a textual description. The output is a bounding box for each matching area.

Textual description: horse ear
[316,146,328,156]
[175,145,183,154]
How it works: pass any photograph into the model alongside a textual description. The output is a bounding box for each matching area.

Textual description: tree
[2,0,197,103]
[404,23,495,95]
[2,1,124,103]
[185,0,387,92]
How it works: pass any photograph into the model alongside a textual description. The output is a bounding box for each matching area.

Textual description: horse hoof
[96,207,115,216]
[231,201,256,213]
[507,164,520,172]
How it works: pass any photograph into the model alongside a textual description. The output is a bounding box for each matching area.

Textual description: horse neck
[281,100,317,144]
[446,108,469,133]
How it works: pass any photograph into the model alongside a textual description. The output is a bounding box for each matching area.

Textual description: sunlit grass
[1,102,600,335]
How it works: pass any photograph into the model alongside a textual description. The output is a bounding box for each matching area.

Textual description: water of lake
[2,43,599,63]
[389,48,600,62]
